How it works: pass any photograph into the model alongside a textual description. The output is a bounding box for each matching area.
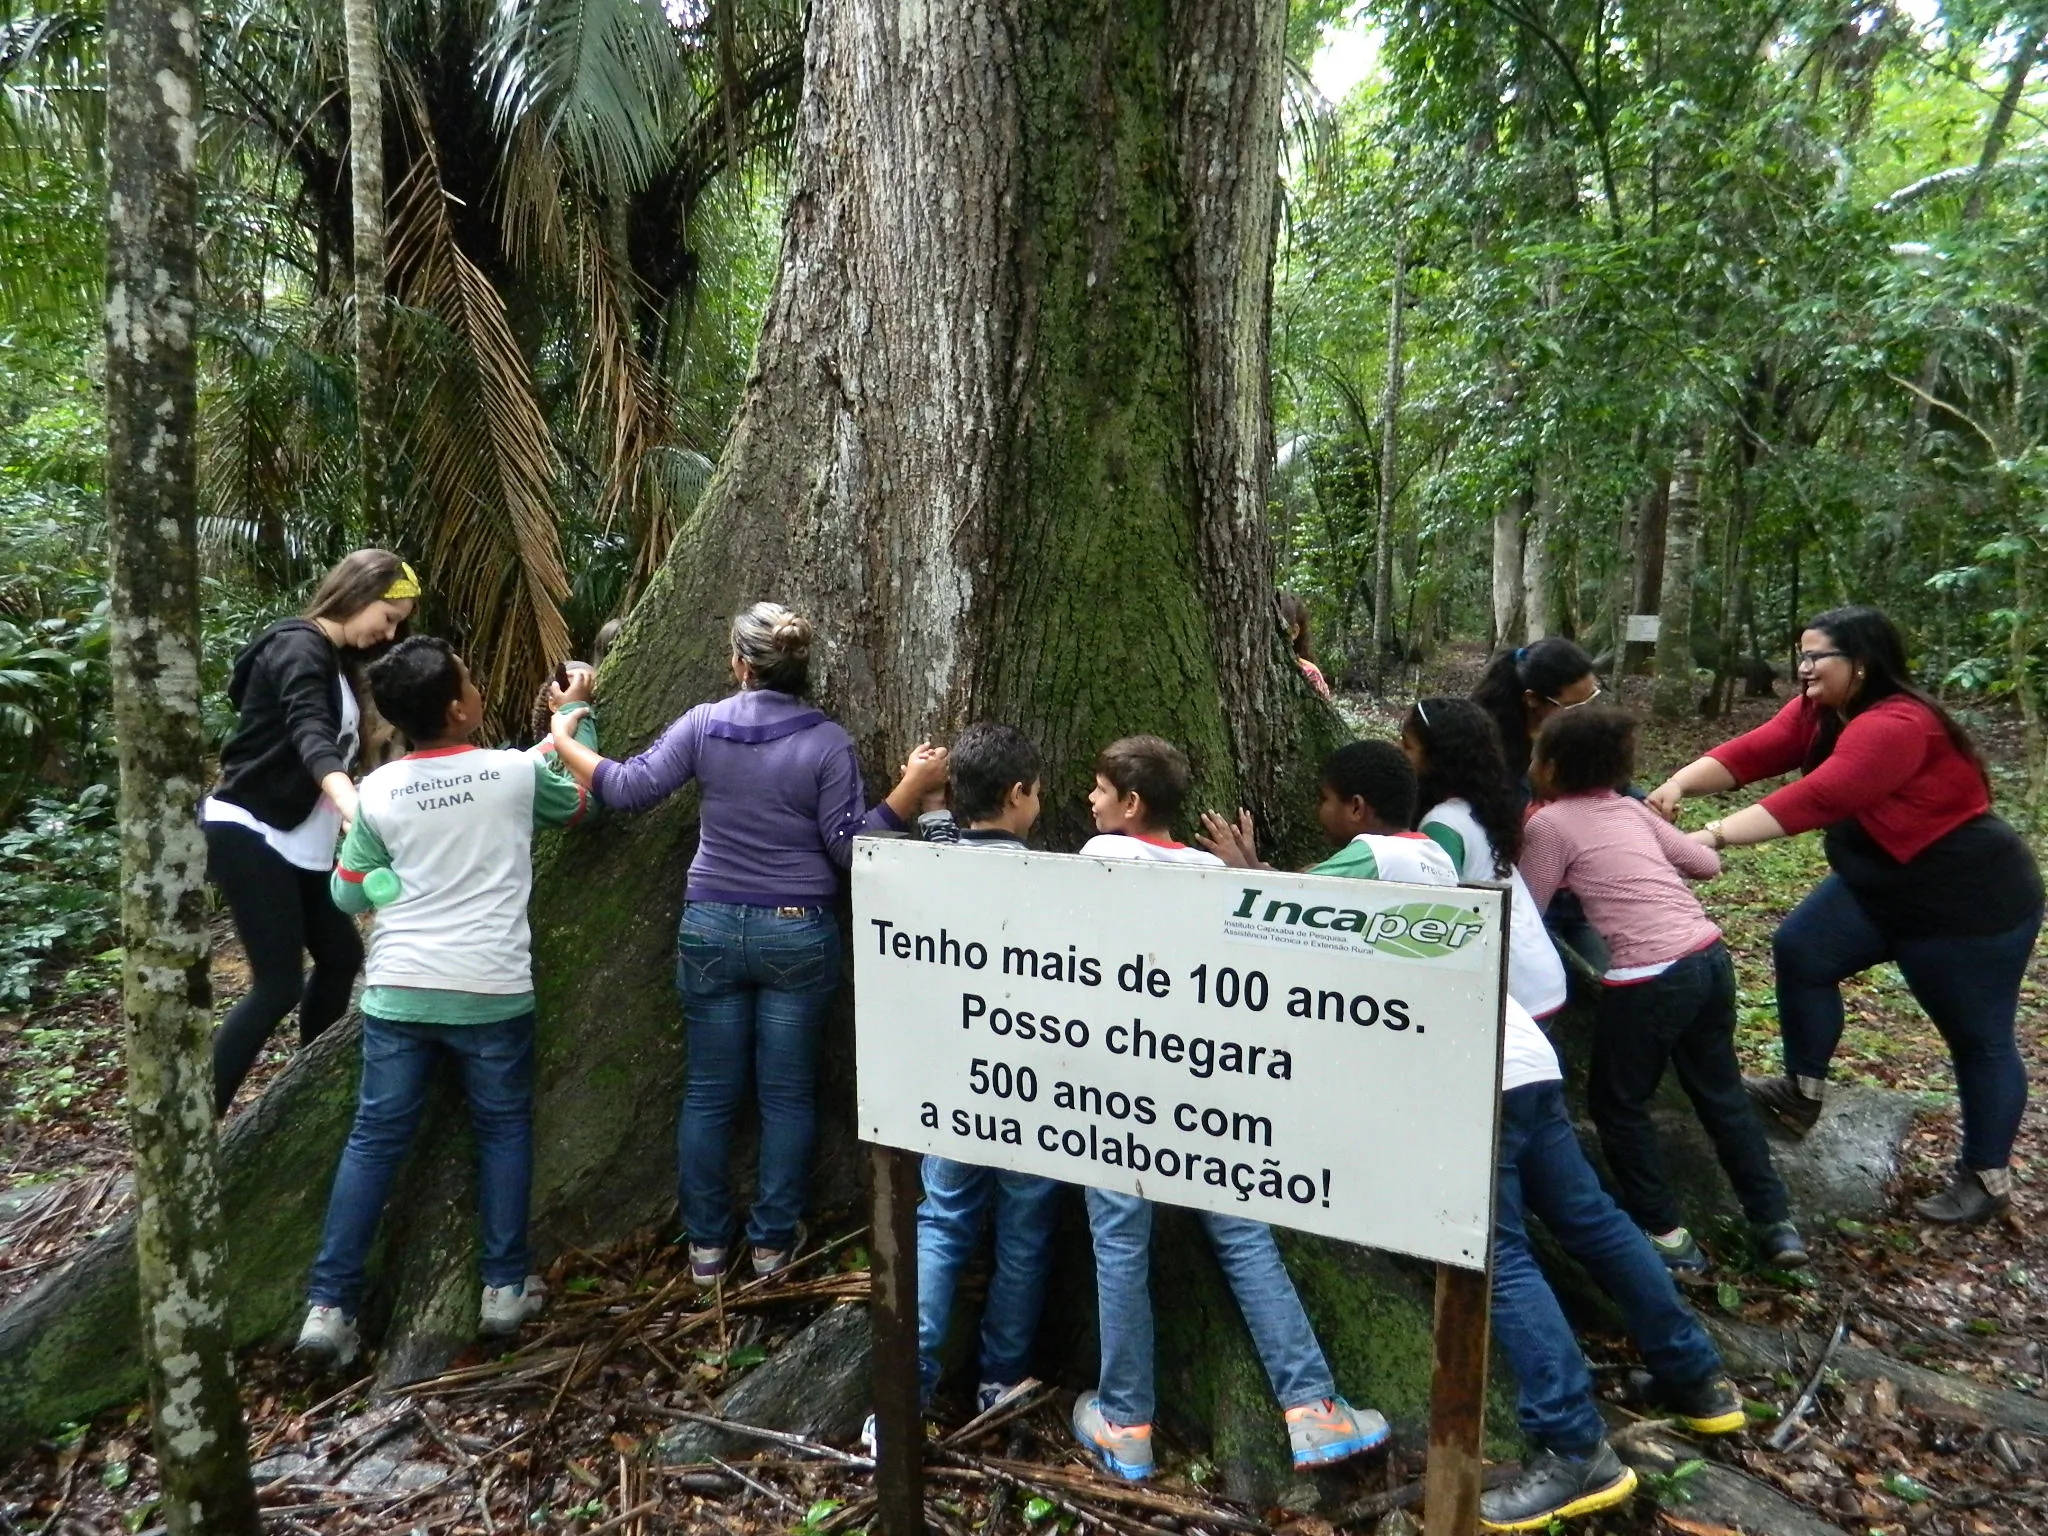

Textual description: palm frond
[485,0,688,196]
[388,121,572,732]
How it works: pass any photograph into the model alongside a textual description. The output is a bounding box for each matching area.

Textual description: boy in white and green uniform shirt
[295,636,595,1370]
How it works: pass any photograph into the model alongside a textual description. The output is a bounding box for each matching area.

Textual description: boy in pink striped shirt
[1521,706,1804,1279]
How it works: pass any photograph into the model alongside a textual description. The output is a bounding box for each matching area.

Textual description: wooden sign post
[868,1143,927,1536]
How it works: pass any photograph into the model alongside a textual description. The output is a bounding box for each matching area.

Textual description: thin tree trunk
[103,0,259,1528]
[1492,492,1526,646]
[1369,221,1406,686]
[1623,468,1669,675]
[1522,465,1555,640]
[1652,431,1704,720]
[344,0,390,527]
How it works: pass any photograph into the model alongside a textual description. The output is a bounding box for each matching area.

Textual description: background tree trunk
[102,0,260,1526]
[1521,467,1556,640]
[1370,221,1406,685]
[1623,467,1669,675]
[1491,493,1526,646]
[1651,432,1704,719]
[344,0,389,528]
[3,0,1470,1498]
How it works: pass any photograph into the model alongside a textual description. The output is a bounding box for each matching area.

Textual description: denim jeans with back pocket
[675,901,843,1251]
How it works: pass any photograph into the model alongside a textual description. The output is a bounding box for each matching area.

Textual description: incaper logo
[1364,902,1487,959]
[1225,887,1486,959]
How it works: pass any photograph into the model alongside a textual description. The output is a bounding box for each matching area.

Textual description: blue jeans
[917,1157,1063,1403]
[1085,1188,1334,1426]
[675,901,842,1250]
[1775,876,2040,1169]
[1493,1082,1723,1457]
[309,1012,535,1310]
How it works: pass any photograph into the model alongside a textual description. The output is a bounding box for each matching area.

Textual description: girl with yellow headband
[200,548,419,1114]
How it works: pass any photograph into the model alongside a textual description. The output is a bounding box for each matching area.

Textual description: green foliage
[1279,3,2048,725]
[0,787,116,1009]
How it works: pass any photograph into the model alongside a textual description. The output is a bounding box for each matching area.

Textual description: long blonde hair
[303,549,409,623]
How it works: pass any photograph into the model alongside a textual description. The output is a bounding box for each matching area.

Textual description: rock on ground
[658,1302,873,1462]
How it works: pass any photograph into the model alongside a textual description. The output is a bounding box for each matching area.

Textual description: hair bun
[772,616,813,659]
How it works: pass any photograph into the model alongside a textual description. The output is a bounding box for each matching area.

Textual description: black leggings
[204,820,362,1113]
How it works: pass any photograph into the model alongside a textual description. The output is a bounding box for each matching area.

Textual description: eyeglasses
[1795,650,1846,668]
[1544,683,1605,710]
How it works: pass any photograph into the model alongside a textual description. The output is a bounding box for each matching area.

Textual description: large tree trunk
[5,0,1447,1496]
[103,0,260,1527]
[344,0,390,527]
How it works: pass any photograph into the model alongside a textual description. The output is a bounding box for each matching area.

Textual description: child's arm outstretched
[535,704,599,829]
[1515,810,1567,912]
[330,812,393,914]
[1640,801,1720,881]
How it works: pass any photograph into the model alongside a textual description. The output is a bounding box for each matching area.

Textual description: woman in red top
[1649,607,2042,1225]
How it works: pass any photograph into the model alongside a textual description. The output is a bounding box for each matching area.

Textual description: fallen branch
[938,1448,1264,1534]
[639,1403,873,1466]
[709,1453,803,1514]
[1768,1302,1852,1451]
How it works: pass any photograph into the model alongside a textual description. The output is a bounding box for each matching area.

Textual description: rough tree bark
[102,0,260,1526]
[5,0,1470,1496]
[1651,432,1704,720]
[344,0,389,526]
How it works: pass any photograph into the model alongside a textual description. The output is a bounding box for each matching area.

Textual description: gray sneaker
[479,1275,548,1337]
[1480,1442,1637,1531]
[1284,1396,1389,1469]
[294,1304,360,1370]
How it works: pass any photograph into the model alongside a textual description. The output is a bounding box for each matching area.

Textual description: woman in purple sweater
[552,603,946,1285]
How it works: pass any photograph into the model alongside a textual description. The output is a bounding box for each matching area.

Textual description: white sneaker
[479,1275,548,1337]
[295,1304,360,1369]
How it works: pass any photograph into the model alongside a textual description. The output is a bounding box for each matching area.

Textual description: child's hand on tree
[548,664,595,710]
[1198,808,1266,869]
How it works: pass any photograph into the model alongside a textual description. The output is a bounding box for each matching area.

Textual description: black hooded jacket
[210,619,354,831]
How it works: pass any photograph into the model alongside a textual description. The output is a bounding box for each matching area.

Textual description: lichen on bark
[103,0,260,1523]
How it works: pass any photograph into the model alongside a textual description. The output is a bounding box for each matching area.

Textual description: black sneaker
[1651,1374,1747,1435]
[1753,1220,1810,1268]
[1479,1442,1637,1531]
[1911,1167,2010,1226]
[1645,1226,1711,1283]
[1744,1075,1821,1136]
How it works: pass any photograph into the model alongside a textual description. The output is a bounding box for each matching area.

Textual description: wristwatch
[1705,819,1727,850]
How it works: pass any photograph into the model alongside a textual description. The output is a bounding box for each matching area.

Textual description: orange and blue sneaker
[1285,1397,1390,1469]
[1071,1392,1154,1480]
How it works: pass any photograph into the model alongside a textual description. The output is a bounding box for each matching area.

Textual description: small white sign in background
[852,839,1505,1269]
[1624,613,1663,643]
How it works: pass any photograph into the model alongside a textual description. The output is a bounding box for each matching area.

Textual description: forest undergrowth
[2,663,2047,1534]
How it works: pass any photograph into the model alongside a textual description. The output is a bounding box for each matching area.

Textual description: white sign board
[852,839,1505,1269]
[1624,613,1662,643]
